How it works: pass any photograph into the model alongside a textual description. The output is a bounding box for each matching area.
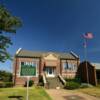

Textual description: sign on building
[20,62,36,76]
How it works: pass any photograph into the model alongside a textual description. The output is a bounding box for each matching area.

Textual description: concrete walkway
[46,89,100,100]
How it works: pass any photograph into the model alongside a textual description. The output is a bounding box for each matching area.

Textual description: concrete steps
[47,76,64,89]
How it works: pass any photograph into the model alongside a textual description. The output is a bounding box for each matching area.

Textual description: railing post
[58,74,66,85]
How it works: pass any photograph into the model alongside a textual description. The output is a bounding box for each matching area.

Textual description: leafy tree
[0,70,12,82]
[0,5,22,62]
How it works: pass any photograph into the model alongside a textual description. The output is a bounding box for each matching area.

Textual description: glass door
[45,67,55,77]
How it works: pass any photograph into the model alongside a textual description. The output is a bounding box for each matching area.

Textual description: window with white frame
[62,61,77,71]
[62,62,68,71]
[67,62,77,71]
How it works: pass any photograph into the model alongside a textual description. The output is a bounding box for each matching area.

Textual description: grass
[78,85,100,98]
[0,86,52,100]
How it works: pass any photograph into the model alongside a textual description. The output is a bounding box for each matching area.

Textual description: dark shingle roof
[15,49,79,59]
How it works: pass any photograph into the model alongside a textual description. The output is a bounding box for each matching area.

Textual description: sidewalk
[46,89,100,100]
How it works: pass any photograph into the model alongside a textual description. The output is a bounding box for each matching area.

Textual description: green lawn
[0,86,52,100]
[78,86,100,98]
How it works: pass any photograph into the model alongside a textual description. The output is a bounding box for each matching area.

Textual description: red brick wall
[61,59,79,78]
[56,60,61,75]
[13,57,40,86]
[13,56,80,86]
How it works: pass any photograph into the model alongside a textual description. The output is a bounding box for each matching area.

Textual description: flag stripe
[83,32,93,39]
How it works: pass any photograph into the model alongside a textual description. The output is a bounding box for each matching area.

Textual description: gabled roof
[15,49,79,60]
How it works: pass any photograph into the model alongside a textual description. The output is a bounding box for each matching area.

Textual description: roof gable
[43,53,58,60]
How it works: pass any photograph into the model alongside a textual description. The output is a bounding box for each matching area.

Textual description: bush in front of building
[64,77,81,89]
[0,70,12,82]
[0,82,13,88]
[29,80,34,86]
[24,80,34,87]
[64,81,80,90]
[64,77,81,83]
[0,82,5,88]
[4,82,14,87]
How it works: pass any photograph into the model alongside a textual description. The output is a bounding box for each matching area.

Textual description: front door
[45,67,55,77]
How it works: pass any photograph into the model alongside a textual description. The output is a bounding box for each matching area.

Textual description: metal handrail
[42,73,47,84]
[58,74,66,85]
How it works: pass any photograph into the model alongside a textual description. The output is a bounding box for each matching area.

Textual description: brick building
[13,48,80,86]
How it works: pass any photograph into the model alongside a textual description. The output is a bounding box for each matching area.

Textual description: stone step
[47,77,64,89]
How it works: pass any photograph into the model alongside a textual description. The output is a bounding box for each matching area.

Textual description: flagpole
[83,32,93,85]
[84,38,89,84]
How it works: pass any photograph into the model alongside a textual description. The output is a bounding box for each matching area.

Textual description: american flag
[83,32,93,39]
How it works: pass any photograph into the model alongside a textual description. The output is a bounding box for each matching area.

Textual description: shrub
[64,78,74,82]
[64,81,80,90]
[29,80,34,86]
[64,77,81,83]
[5,82,13,87]
[0,82,13,88]
[0,70,12,82]
[24,80,34,87]
[0,82,4,88]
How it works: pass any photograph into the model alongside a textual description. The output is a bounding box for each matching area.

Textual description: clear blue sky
[0,0,100,72]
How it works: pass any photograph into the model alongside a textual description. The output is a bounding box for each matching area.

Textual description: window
[62,61,77,71]
[68,63,72,70]
[67,63,77,71]
[62,62,68,70]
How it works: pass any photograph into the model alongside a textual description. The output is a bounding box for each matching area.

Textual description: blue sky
[0,0,100,72]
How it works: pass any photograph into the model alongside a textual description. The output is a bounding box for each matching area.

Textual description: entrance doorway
[45,67,55,77]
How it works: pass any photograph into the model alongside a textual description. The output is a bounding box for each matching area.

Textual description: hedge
[0,82,13,88]
[64,81,80,90]
[24,80,34,87]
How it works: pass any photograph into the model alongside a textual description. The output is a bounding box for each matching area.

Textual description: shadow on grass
[8,96,23,100]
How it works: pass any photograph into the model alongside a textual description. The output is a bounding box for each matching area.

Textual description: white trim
[70,51,79,58]
[16,48,22,55]
[43,53,58,60]
[47,74,55,77]
[45,67,55,77]
[43,74,47,84]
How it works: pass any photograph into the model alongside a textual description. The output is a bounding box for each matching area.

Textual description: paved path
[46,89,100,100]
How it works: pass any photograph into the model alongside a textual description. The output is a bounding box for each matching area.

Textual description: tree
[0,5,22,62]
[0,70,12,82]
